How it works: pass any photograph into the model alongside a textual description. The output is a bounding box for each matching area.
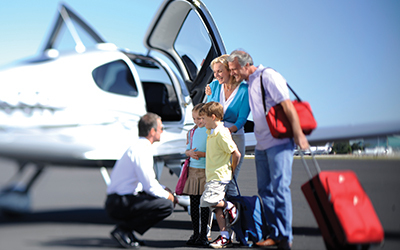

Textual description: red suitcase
[300,153,384,250]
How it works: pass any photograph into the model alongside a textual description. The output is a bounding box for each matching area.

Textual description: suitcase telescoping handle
[298,149,322,179]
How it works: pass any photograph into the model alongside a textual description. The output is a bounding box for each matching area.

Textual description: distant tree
[364,142,372,148]
[351,142,364,152]
[333,141,352,154]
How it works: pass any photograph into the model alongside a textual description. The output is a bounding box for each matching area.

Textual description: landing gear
[0,161,45,216]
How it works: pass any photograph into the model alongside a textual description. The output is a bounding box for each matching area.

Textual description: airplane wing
[245,119,400,153]
[306,120,400,145]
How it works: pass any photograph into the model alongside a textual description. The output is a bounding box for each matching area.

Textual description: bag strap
[185,128,196,161]
[233,176,241,197]
[260,72,267,115]
[259,68,302,114]
[189,127,196,149]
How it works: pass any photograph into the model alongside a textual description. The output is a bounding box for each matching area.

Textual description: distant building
[352,135,400,155]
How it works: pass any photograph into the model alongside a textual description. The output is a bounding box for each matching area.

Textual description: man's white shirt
[107,137,170,199]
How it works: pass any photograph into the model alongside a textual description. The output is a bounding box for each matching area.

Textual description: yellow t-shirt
[205,123,238,182]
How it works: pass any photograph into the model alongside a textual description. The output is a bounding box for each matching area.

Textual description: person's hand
[294,133,309,150]
[228,125,238,134]
[205,84,212,95]
[187,148,199,160]
[165,188,178,207]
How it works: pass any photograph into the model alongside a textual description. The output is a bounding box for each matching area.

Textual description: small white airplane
[311,142,333,155]
[0,0,228,214]
[294,142,333,155]
[1,0,399,216]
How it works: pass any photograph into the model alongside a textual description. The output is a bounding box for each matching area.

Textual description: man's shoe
[255,238,292,250]
[256,238,279,247]
[110,227,140,248]
[186,234,199,246]
[209,235,233,249]
[224,203,239,226]
[128,231,145,246]
[194,235,209,247]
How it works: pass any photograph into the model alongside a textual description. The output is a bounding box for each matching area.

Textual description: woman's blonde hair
[210,54,229,70]
[210,54,239,86]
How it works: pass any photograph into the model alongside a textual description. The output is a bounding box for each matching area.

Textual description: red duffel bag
[260,71,317,138]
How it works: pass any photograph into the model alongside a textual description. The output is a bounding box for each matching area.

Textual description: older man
[227,50,309,250]
[105,113,177,248]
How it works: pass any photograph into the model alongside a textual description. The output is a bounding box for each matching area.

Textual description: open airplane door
[144,0,258,154]
[144,0,226,105]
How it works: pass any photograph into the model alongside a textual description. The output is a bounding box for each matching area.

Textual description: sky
[0,0,399,128]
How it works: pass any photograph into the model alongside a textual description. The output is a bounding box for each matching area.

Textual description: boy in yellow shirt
[199,101,241,248]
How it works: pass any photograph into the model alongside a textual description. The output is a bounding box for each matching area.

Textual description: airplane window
[92,60,138,97]
[174,10,212,81]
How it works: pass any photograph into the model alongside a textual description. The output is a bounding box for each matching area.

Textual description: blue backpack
[228,180,269,246]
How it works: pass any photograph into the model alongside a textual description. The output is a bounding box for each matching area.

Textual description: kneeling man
[105,113,177,248]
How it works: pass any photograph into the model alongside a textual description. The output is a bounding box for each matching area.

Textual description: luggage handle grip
[299,148,321,179]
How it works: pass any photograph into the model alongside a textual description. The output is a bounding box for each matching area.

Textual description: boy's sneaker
[224,203,239,226]
[209,235,233,249]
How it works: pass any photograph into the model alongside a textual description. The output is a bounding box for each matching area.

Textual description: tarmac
[0,156,399,250]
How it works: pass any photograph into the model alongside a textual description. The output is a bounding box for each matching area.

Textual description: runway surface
[0,156,399,249]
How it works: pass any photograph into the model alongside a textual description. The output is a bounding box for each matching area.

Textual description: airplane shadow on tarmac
[41,237,191,249]
[0,208,192,226]
[0,207,324,249]
[0,207,320,234]
[2,207,399,229]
